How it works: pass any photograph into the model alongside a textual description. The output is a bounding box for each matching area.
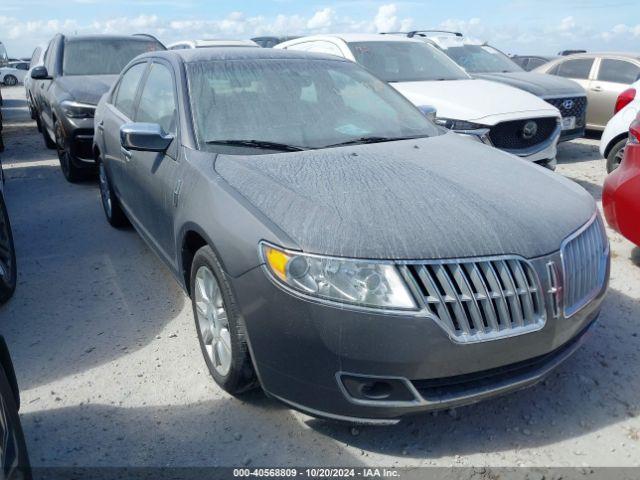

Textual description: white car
[0,61,29,86]
[167,39,259,50]
[600,80,639,172]
[276,34,561,168]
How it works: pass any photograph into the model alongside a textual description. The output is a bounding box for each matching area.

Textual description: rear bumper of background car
[230,246,608,423]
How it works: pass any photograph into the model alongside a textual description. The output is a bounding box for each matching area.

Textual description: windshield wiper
[204,139,306,152]
[322,135,429,148]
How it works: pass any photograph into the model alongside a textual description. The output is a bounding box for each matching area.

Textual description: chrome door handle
[120,147,132,161]
[591,86,603,92]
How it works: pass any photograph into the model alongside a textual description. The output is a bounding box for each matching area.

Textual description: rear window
[63,38,164,76]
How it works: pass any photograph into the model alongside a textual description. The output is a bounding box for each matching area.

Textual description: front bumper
[58,116,96,167]
[232,248,608,424]
[458,123,560,168]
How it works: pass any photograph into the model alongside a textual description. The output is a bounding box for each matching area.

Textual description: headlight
[261,243,417,310]
[60,100,96,119]
[434,118,485,131]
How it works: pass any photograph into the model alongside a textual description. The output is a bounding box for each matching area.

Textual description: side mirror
[120,123,174,152]
[418,105,437,122]
[30,66,50,80]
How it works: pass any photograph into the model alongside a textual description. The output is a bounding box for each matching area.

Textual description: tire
[98,158,129,228]
[28,98,36,121]
[0,364,32,480]
[0,193,17,305]
[606,138,627,173]
[40,114,56,149]
[190,245,257,395]
[3,75,17,87]
[54,120,82,183]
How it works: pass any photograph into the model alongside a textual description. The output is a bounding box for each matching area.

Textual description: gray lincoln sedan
[93,48,610,424]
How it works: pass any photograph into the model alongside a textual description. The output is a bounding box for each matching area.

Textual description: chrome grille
[402,257,546,343]
[561,215,609,317]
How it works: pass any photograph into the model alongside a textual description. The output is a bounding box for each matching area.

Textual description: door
[36,38,59,134]
[101,61,148,199]
[588,58,640,129]
[125,61,180,265]
[548,57,596,128]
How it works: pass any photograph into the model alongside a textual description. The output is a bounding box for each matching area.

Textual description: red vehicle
[603,112,640,246]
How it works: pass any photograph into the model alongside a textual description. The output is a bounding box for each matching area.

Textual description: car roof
[281,33,424,44]
[560,52,640,60]
[170,39,259,48]
[137,47,351,64]
[63,34,161,43]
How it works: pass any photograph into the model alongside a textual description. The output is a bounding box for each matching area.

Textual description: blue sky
[1,0,639,58]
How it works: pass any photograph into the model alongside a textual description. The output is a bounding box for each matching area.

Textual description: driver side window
[114,62,147,119]
[136,63,177,134]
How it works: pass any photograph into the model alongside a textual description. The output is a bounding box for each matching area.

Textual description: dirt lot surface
[1,85,639,468]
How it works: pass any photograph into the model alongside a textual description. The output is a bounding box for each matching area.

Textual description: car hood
[474,72,585,98]
[390,79,558,125]
[215,133,595,260]
[55,74,119,105]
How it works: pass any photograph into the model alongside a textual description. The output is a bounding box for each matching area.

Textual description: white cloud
[372,4,412,33]
[306,8,334,30]
[2,3,640,58]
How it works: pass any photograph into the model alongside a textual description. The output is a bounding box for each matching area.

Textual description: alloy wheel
[55,123,70,176]
[194,266,232,377]
[613,145,625,170]
[3,76,17,87]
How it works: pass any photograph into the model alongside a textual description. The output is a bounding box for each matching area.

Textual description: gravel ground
[0,85,639,468]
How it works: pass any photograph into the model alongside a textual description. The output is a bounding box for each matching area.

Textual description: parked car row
[0,69,30,479]
[12,28,636,424]
[27,33,165,181]
[85,42,611,423]
[384,31,588,143]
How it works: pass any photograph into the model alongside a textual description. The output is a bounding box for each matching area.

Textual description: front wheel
[3,75,17,87]
[0,193,17,305]
[98,159,129,228]
[606,138,627,173]
[0,363,32,479]
[190,245,257,395]
[55,120,82,183]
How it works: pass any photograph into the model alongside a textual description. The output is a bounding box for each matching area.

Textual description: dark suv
[30,34,164,182]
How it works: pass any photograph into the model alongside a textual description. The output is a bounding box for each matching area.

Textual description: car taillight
[630,114,640,144]
[615,88,636,114]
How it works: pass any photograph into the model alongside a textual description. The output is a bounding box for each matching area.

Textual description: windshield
[348,41,468,83]
[442,44,522,73]
[63,38,163,76]
[187,58,441,154]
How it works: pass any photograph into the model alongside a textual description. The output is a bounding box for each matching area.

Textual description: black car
[0,336,30,479]
[0,158,16,304]
[30,34,164,182]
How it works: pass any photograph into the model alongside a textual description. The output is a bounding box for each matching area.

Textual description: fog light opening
[360,381,393,400]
